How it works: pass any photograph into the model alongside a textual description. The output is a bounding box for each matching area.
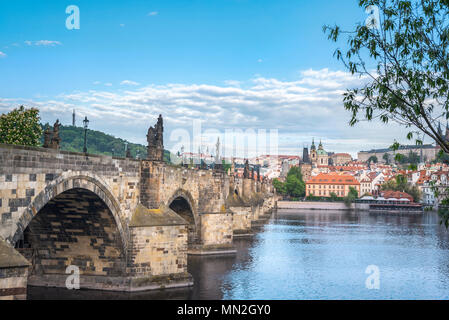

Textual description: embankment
[277,201,370,211]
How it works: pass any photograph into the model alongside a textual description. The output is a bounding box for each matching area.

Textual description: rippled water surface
[29,209,449,300]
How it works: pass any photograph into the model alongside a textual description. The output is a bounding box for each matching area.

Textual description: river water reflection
[28,209,449,300]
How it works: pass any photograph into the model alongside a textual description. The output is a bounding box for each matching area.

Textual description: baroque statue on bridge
[243,159,250,179]
[43,125,52,148]
[42,120,61,150]
[50,120,61,150]
[147,114,164,161]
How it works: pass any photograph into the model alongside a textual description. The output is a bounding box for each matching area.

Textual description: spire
[311,138,316,150]
[318,139,323,150]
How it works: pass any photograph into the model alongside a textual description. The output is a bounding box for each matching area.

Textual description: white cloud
[0,68,411,157]
[120,24,125,27]
[147,11,158,16]
[224,80,241,87]
[93,81,101,85]
[120,80,140,86]
[104,83,113,87]
[25,40,62,47]
[0,51,6,58]
[257,59,263,63]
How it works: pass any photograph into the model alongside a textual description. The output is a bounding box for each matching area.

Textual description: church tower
[300,145,312,182]
[316,140,329,166]
[310,138,317,166]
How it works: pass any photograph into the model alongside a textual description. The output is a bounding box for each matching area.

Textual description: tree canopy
[344,187,359,206]
[272,166,306,199]
[324,0,449,152]
[368,155,378,163]
[0,106,42,146]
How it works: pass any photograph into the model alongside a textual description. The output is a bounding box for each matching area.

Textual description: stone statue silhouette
[147,114,164,161]
[43,125,52,148]
[49,120,61,150]
[243,159,250,179]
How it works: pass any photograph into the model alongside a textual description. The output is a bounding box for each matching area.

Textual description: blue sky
[0,0,412,157]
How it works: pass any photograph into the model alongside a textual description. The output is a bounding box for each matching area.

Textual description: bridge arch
[166,189,199,246]
[10,173,128,252]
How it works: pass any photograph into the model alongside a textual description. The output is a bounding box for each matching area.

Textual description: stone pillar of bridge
[126,204,193,290]
[0,238,30,300]
[189,171,236,255]
[225,182,253,238]
[242,178,254,200]
[140,160,162,209]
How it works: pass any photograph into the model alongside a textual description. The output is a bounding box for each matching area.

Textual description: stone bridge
[0,136,275,298]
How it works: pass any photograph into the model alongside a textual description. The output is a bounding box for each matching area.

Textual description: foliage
[273,178,287,195]
[382,153,390,164]
[434,149,449,164]
[272,166,306,198]
[343,187,359,207]
[324,0,449,154]
[222,160,232,173]
[0,106,43,146]
[438,209,449,228]
[368,155,378,163]
[394,151,420,165]
[330,192,340,202]
[305,195,344,202]
[285,174,304,198]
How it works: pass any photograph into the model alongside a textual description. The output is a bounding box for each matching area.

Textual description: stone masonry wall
[230,207,252,232]
[20,188,126,277]
[200,213,233,247]
[0,144,140,245]
[0,266,28,300]
[128,225,188,277]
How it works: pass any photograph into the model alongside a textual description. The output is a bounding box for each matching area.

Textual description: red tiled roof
[380,190,414,202]
[306,173,360,185]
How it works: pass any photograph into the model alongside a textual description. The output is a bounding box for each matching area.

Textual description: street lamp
[83,116,89,153]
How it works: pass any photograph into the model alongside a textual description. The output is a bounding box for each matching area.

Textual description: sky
[0,0,414,158]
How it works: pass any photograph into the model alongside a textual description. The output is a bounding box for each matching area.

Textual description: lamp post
[83,116,89,153]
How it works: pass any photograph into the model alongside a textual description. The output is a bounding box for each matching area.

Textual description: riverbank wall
[277,201,370,211]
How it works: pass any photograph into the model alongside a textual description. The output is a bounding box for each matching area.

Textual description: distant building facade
[306,173,360,198]
[358,144,437,163]
[331,153,352,165]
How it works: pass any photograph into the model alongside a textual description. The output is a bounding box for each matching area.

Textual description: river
[28,209,449,300]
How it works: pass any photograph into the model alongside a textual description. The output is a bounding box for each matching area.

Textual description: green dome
[317,149,327,156]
